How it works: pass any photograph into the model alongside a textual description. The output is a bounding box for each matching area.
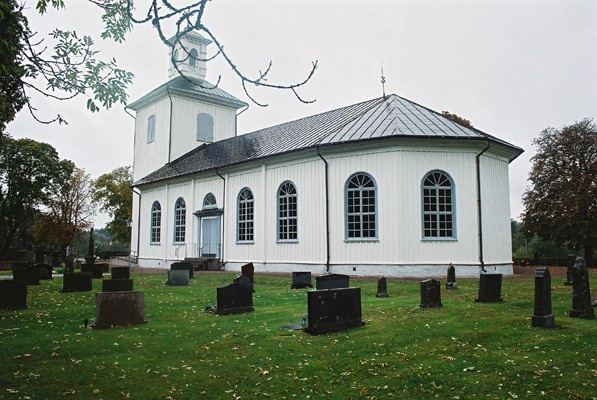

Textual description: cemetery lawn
[1,271,596,400]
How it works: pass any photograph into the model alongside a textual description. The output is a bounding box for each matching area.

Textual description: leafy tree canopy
[521,118,597,263]
[93,165,132,243]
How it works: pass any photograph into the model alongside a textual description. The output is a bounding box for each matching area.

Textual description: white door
[200,216,221,258]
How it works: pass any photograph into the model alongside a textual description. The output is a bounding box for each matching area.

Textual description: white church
[128,32,523,277]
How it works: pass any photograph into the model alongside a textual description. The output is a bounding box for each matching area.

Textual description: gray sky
[7,0,597,228]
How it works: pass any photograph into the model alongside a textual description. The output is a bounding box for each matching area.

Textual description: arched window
[196,113,214,142]
[174,198,186,243]
[237,188,254,242]
[189,48,198,68]
[345,172,377,239]
[422,170,455,239]
[150,201,161,243]
[147,115,156,143]
[277,181,298,241]
[203,193,217,209]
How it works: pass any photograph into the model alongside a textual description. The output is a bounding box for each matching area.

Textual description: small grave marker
[446,263,457,289]
[171,261,194,279]
[476,274,503,303]
[0,280,27,310]
[12,265,40,286]
[291,271,312,289]
[569,257,595,319]
[34,263,53,280]
[111,267,130,280]
[376,277,389,297]
[305,287,364,335]
[564,254,575,286]
[102,278,134,292]
[166,270,190,286]
[420,279,442,308]
[532,266,555,328]
[92,291,147,329]
[61,272,93,292]
[216,281,254,315]
[315,273,350,290]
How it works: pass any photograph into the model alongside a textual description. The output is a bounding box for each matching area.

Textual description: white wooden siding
[132,98,171,182]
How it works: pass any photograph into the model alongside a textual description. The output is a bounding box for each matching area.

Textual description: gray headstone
[532,266,555,328]
[420,279,442,308]
[569,257,595,319]
[92,291,147,329]
[167,270,190,286]
[171,261,194,279]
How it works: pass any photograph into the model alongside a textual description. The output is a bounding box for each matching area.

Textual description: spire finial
[380,61,386,98]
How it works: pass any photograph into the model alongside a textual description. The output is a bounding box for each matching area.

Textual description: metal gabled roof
[133,94,523,186]
[127,75,247,111]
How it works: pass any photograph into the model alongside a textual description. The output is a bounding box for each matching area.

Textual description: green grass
[1,272,596,399]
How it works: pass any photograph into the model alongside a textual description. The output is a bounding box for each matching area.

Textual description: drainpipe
[216,169,226,266]
[476,140,491,273]
[132,188,142,263]
[166,84,174,163]
[317,147,331,272]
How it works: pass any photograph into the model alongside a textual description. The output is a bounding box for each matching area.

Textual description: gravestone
[81,263,104,279]
[12,265,40,286]
[376,277,389,297]
[85,227,95,265]
[216,281,254,315]
[564,254,575,286]
[420,279,442,308]
[102,278,133,292]
[446,263,457,289]
[171,261,194,279]
[304,287,364,335]
[234,273,253,291]
[532,266,555,328]
[475,274,503,303]
[34,263,53,280]
[241,262,254,281]
[61,272,93,292]
[92,291,147,329]
[315,273,350,290]
[35,245,45,264]
[167,270,190,286]
[569,257,595,319]
[111,267,130,280]
[0,280,27,310]
[291,271,313,289]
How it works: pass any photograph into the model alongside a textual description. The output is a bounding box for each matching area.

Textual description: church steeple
[167,31,212,80]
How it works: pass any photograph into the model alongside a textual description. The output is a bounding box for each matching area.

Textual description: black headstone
[446,263,457,289]
[564,254,575,286]
[34,263,53,280]
[85,227,95,265]
[34,245,45,264]
[532,266,555,328]
[102,279,134,292]
[376,277,389,297]
[216,282,254,315]
[111,267,130,280]
[476,274,503,303]
[291,271,312,289]
[420,279,442,308]
[0,280,27,310]
[171,261,194,279]
[12,265,40,286]
[569,257,595,319]
[81,263,104,279]
[315,273,350,290]
[241,262,255,281]
[92,291,147,329]
[234,273,253,291]
[305,287,364,335]
[61,272,93,292]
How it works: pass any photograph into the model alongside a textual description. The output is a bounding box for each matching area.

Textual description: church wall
[169,96,238,161]
[137,186,168,265]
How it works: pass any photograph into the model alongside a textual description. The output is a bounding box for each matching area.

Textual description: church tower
[127,31,247,183]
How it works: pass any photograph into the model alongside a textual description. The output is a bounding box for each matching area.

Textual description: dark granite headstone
[241,262,254,281]
[111,267,130,280]
[305,287,364,335]
[35,246,45,264]
[376,277,389,297]
[167,270,190,286]
[476,274,503,303]
[34,263,53,280]
[569,257,595,319]
[315,273,350,290]
[234,273,253,290]
[291,271,313,289]
[102,279,133,292]
[12,265,40,286]
[85,228,95,265]
[81,263,104,279]
[446,263,457,289]
[216,281,254,315]
[171,261,194,279]
[420,279,442,308]
[564,254,575,286]
[92,291,147,329]
[0,280,27,310]
[61,272,93,292]
[532,266,555,328]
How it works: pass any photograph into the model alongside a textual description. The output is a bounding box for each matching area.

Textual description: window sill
[421,238,457,242]
[277,240,299,244]
[344,239,379,243]
[236,241,255,245]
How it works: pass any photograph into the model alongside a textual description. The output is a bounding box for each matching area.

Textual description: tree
[93,166,132,243]
[521,119,597,265]
[32,166,96,255]
[0,134,72,255]
[2,0,316,131]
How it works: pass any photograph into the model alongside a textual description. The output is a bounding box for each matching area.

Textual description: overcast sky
[7,0,597,228]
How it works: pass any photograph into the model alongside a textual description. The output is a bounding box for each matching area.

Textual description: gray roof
[127,75,247,111]
[133,94,523,186]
